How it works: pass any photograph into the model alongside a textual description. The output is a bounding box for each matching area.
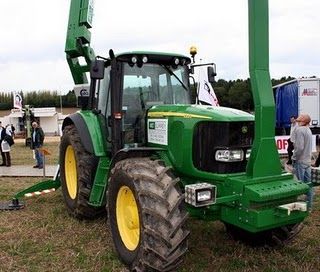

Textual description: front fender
[62,111,106,156]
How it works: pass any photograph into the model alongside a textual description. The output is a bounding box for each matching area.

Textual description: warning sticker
[147,119,168,145]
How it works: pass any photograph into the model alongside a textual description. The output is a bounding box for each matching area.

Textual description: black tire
[108,158,189,272]
[60,124,104,219]
[225,222,304,247]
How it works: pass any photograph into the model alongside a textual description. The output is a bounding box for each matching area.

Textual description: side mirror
[74,84,90,109]
[207,66,217,83]
[90,59,105,79]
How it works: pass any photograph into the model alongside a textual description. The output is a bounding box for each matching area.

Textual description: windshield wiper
[161,65,189,92]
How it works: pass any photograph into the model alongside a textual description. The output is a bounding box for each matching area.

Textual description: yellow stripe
[148,112,211,119]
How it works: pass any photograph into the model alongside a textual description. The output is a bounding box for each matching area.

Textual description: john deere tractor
[58,0,310,271]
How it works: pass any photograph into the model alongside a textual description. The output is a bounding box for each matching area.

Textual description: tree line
[189,76,295,111]
[0,76,295,111]
[211,76,295,112]
[0,90,76,110]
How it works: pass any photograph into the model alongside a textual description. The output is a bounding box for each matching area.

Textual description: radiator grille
[193,121,254,173]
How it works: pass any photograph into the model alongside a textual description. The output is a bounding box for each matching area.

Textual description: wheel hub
[124,206,139,229]
[116,186,140,251]
[65,145,77,199]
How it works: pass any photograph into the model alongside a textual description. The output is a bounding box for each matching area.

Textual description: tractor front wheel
[108,158,189,272]
[60,124,104,219]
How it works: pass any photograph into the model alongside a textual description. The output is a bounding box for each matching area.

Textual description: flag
[197,68,219,106]
[13,93,22,109]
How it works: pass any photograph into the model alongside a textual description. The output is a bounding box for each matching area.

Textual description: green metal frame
[14,178,61,200]
[65,0,95,84]
[246,0,282,178]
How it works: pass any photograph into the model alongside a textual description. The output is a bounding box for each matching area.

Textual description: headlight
[131,56,138,64]
[197,190,212,202]
[185,183,216,207]
[215,149,244,162]
[246,149,251,159]
[142,55,148,63]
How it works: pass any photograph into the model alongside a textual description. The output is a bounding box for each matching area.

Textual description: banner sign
[13,93,22,109]
[197,68,219,106]
[275,135,317,154]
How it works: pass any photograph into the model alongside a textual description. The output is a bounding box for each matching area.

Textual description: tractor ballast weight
[8,0,312,271]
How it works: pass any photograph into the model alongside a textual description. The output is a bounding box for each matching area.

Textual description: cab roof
[115,51,191,65]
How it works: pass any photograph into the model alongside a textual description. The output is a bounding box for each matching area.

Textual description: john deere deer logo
[241,126,248,133]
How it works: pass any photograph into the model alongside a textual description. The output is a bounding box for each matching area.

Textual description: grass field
[0,143,320,272]
[9,139,59,166]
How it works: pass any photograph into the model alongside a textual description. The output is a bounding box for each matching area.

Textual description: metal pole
[60,90,63,115]
[43,154,46,178]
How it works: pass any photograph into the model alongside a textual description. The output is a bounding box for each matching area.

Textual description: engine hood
[148,104,254,122]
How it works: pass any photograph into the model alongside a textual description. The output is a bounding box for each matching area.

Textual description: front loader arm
[65,0,95,84]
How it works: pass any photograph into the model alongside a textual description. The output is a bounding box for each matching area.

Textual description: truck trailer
[274,78,320,135]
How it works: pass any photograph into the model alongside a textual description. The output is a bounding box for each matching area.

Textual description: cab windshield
[121,63,190,145]
[122,63,190,108]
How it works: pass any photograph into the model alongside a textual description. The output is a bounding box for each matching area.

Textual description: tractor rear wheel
[225,222,303,247]
[60,124,104,219]
[108,158,189,272]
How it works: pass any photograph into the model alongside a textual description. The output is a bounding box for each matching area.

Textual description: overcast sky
[0,0,319,93]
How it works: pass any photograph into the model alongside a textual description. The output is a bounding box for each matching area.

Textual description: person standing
[0,122,11,166]
[292,114,313,210]
[30,121,45,169]
[286,116,297,165]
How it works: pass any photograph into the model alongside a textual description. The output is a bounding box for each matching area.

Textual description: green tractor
[21,0,312,271]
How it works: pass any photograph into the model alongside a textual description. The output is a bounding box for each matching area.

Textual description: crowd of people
[0,121,44,169]
[286,114,314,211]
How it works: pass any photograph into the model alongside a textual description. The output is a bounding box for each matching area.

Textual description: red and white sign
[13,93,22,109]
[275,135,317,154]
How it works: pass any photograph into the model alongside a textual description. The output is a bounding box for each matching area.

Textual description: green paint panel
[78,111,106,157]
[149,104,254,122]
[245,179,308,202]
[89,156,110,206]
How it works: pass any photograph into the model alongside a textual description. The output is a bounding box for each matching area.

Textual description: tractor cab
[84,52,196,150]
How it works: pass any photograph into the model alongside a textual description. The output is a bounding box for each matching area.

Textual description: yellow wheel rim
[65,145,77,200]
[116,186,140,251]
